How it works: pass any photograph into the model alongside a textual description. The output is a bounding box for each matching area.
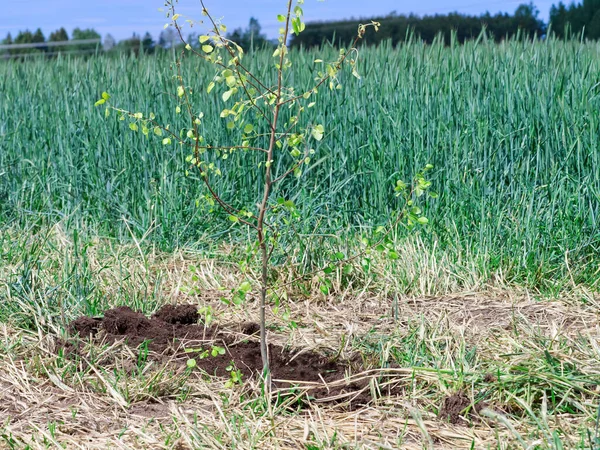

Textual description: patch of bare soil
[438,391,487,425]
[65,305,371,406]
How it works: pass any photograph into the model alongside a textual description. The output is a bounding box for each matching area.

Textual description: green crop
[1,35,598,292]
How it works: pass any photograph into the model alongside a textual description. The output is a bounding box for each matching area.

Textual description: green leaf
[417,216,429,224]
[207,81,215,94]
[211,346,225,357]
[311,124,324,141]
[162,138,171,145]
[94,98,105,106]
[243,124,254,134]
[239,281,251,293]
[199,35,210,43]
[319,284,329,295]
[177,86,184,97]
[101,91,110,100]
[277,14,286,22]
[225,75,236,87]
[388,251,399,260]
[153,127,163,136]
[228,215,239,222]
[202,44,214,53]
[222,90,233,102]
[186,359,197,369]
[129,122,138,131]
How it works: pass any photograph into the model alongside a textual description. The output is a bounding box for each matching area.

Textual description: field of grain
[1,37,599,449]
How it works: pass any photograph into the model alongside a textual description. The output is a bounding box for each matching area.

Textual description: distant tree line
[0,27,175,59]
[290,1,600,47]
[4,1,600,60]
[290,3,546,47]
[550,0,600,38]
[0,18,275,60]
[0,28,104,58]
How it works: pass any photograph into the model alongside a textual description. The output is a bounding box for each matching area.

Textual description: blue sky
[2,0,557,42]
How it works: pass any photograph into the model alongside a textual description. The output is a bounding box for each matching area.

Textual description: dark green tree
[13,30,40,57]
[32,28,47,52]
[141,32,155,54]
[0,32,12,58]
[549,0,600,39]
[513,3,545,35]
[48,27,69,54]
[550,2,569,37]
[71,28,102,53]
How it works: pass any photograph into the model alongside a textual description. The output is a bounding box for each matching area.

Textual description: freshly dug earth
[66,305,370,405]
[439,391,486,424]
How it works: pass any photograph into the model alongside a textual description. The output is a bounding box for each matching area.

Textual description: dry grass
[1,228,599,449]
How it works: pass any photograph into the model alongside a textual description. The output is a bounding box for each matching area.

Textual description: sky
[2,0,557,43]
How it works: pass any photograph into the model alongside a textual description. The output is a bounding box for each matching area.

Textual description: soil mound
[152,304,199,325]
[65,305,370,406]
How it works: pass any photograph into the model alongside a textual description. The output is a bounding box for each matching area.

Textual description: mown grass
[0,228,598,449]
[0,36,599,295]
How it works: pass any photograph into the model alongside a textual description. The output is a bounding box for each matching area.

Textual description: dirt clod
[152,304,199,325]
[439,391,475,424]
[102,306,153,335]
[70,317,102,338]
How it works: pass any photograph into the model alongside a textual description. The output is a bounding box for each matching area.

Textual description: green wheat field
[1,37,599,449]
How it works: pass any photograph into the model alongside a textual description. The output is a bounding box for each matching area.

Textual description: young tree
[96,0,432,384]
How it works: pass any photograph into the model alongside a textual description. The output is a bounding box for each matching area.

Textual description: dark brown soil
[65,305,371,406]
[438,391,486,425]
